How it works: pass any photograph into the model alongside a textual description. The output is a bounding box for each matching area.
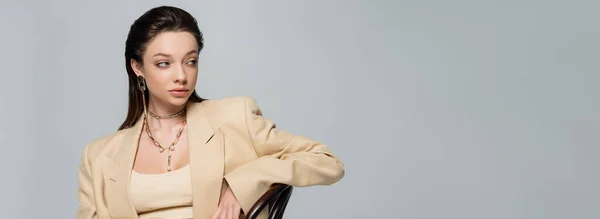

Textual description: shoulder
[201,96,259,111]
[199,96,262,118]
[80,128,129,163]
[192,96,264,128]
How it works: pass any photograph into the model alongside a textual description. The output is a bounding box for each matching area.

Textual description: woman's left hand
[212,181,242,219]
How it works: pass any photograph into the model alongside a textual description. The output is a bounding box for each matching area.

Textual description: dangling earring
[137,75,148,117]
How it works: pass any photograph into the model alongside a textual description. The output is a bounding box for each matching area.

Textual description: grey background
[0,0,598,218]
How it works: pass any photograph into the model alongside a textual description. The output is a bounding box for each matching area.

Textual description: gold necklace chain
[147,107,186,120]
[143,115,187,172]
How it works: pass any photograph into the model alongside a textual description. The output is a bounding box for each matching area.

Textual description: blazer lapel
[102,101,225,219]
[103,117,142,219]
[187,101,225,219]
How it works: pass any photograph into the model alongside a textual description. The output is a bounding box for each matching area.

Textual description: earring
[137,75,148,117]
[137,75,147,91]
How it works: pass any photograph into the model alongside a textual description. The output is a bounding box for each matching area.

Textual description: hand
[212,181,242,219]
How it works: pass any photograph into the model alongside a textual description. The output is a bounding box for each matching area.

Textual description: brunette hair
[119,5,205,130]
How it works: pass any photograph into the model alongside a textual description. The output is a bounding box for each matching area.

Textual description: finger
[212,207,222,219]
[228,205,234,219]
[233,205,241,219]
[220,206,227,219]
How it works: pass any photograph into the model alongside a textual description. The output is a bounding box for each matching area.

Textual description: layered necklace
[143,106,187,172]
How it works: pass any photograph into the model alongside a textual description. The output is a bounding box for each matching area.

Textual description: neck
[145,98,187,130]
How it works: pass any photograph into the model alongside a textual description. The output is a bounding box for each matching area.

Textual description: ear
[130,59,144,77]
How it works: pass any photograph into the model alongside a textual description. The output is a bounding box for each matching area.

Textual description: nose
[174,65,187,84]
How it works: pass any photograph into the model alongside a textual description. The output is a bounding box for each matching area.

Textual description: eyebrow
[152,50,198,57]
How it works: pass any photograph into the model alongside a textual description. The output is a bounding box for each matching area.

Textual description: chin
[167,96,190,106]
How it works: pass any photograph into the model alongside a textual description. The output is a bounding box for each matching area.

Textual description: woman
[76,5,345,219]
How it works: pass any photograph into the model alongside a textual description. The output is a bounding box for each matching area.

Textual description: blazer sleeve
[223,97,345,214]
[76,145,97,219]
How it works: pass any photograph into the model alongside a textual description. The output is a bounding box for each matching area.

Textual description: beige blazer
[76,96,345,219]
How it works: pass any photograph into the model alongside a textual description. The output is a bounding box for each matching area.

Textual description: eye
[187,59,198,66]
[156,62,170,68]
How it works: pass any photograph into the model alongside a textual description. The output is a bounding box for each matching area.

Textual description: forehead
[144,31,198,57]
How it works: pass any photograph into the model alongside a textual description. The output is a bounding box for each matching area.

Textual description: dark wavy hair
[119,6,206,130]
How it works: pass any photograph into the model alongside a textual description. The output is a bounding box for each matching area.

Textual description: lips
[168,88,189,97]
[169,88,189,92]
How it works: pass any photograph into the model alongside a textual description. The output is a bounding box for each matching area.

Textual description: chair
[245,183,293,219]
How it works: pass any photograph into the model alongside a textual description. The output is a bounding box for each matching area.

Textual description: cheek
[187,69,199,84]
[145,70,170,89]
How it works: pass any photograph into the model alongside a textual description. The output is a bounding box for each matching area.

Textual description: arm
[76,145,97,219]
[224,97,345,214]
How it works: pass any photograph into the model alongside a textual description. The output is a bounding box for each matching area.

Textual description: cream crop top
[130,165,193,219]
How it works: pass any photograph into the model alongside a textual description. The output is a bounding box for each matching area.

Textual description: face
[131,31,199,107]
